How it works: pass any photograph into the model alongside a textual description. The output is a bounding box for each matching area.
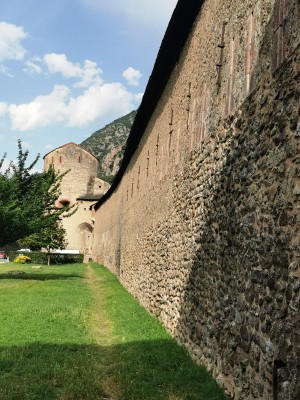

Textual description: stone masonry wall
[92,1,300,399]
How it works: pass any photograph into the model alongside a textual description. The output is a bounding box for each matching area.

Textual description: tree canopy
[17,224,67,252]
[0,140,73,248]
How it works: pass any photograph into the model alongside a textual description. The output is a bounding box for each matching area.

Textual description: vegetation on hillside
[80,110,136,183]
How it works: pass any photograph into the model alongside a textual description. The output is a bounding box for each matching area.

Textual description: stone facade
[43,142,110,254]
[91,1,299,399]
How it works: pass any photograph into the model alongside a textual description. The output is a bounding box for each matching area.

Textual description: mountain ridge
[80,110,137,183]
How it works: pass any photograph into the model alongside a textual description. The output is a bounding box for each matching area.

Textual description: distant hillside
[80,110,137,183]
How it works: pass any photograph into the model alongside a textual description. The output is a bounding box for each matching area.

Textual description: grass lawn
[0,262,226,400]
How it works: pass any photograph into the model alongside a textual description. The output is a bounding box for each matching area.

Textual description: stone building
[91,0,299,399]
[43,142,110,255]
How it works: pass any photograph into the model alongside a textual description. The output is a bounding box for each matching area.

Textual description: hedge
[8,251,84,265]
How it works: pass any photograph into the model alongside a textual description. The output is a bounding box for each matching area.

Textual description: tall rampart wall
[92,1,300,398]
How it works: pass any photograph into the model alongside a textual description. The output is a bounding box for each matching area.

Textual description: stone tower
[43,142,110,255]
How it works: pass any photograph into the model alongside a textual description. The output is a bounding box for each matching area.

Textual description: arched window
[56,199,71,209]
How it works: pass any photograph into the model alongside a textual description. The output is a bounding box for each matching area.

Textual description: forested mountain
[80,110,136,183]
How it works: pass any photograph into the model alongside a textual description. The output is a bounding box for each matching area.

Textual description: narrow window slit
[216,21,227,87]
[146,151,150,177]
[155,135,160,166]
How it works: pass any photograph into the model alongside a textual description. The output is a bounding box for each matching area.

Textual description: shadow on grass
[0,272,82,281]
[0,341,226,400]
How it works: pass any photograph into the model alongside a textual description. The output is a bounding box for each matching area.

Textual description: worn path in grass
[84,264,113,346]
[84,264,121,399]
[86,263,227,400]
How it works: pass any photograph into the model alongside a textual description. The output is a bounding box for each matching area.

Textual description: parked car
[0,251,8,262]
[17,249,31,253]
[51,249,80,254]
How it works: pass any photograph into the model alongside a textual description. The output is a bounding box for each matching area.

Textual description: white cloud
[0,22,27,62]
[23,60,42,74]
[122,67,142,86]
[45,144,53,150]
[67,83,142,126]
[44,53,81,79]
[0,65,13,77]
[74,59,102,88]
[9,85,70,131]
[7,82,143,131]
[44,53,102,88]
[0,102,8,117]
[82,0,177,28]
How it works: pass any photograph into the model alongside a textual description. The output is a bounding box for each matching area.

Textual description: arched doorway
[77,222,93,260]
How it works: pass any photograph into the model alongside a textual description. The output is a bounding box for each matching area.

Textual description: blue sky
[0,0,177,170]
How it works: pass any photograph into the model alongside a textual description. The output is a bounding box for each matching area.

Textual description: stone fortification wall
[92,1,300,399]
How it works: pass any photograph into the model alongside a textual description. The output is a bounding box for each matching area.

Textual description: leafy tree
[18,223,67,265]
[0,140,75,247]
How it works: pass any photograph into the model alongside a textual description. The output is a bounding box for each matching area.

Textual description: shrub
[49,253,84,264]
[9,251,84,265]
[14,255,32,264]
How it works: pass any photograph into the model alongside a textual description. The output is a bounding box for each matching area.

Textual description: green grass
[0,262,226,400]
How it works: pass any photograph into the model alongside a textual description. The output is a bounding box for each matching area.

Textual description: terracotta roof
[94,0,203,210]
[43,142,98,161]
[76,194,104,201]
